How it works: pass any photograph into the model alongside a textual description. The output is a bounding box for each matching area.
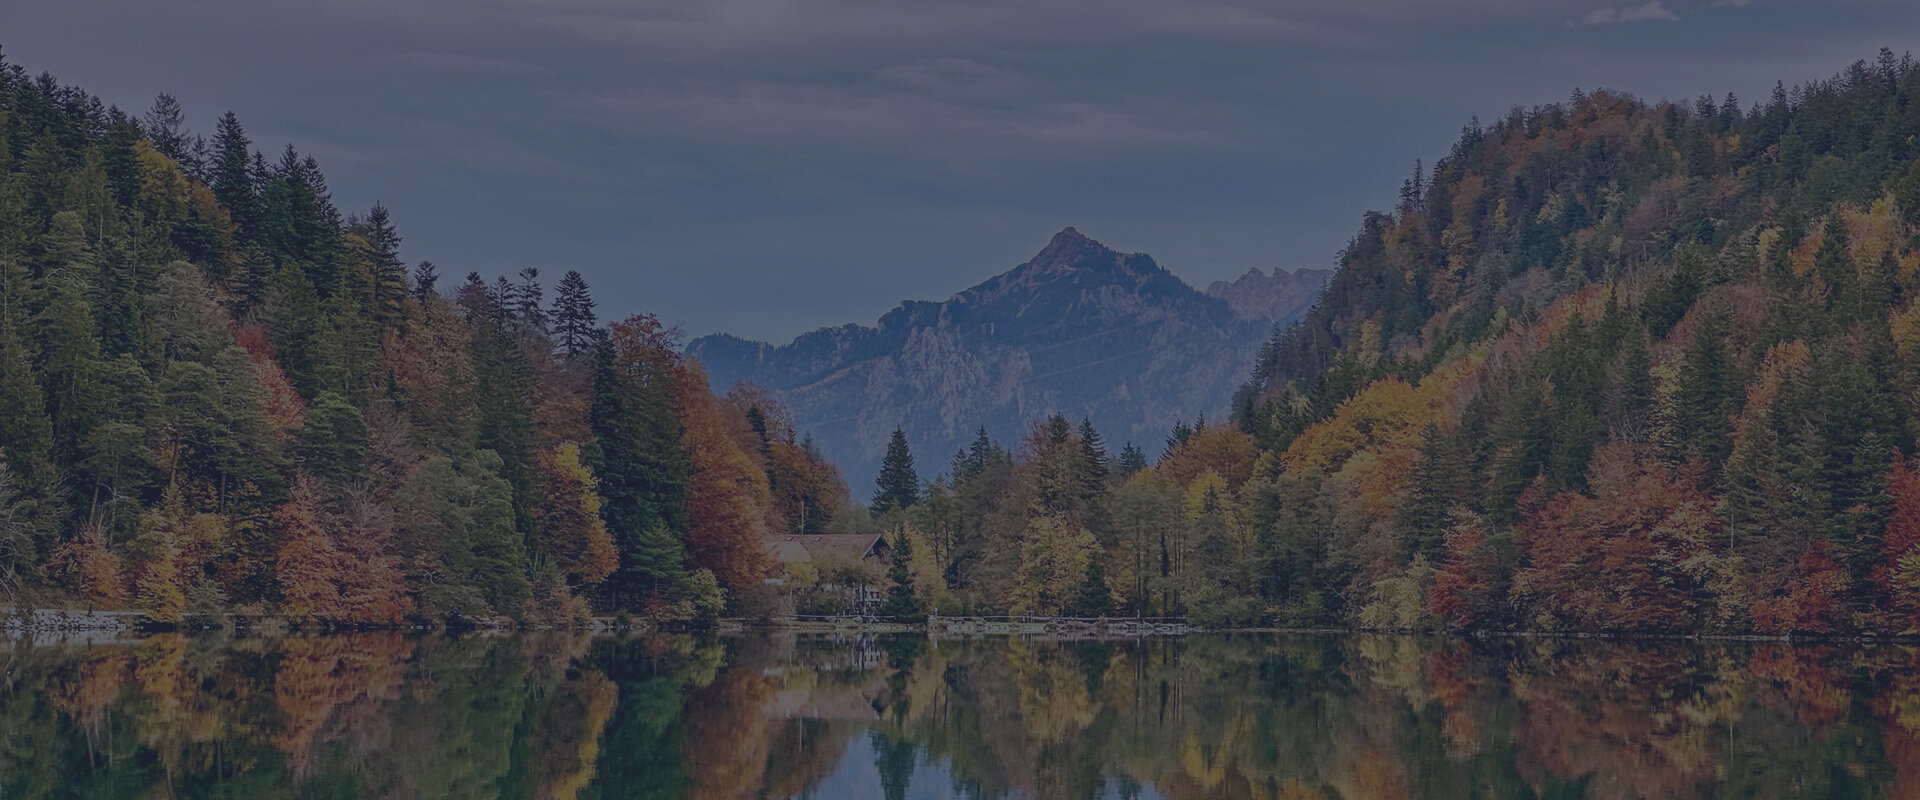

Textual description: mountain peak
[1029,226,1112,271]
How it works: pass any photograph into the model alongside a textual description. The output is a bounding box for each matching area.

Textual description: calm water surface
[2,631,1916,798]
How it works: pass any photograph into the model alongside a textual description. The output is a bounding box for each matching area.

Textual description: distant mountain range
[687,228,1330,490]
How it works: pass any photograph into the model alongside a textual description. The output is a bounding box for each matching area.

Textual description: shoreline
[6,609,1914,646]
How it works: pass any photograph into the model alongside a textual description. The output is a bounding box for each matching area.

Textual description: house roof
[766,538,811,564]
[767,533,884,564]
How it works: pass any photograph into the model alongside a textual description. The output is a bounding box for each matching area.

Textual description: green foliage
[872,428,920,512]
[877,529,924,620]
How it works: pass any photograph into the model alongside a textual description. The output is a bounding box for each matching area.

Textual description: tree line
[0,48,853,625]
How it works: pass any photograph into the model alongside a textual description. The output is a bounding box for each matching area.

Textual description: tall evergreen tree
[551,269,597,358]
[1077,418,1110,491]
[515,267,544,328]
[1672,300,1735,470]
[209,111,257,239]
[1117,442,1148,477]
[412,260,439,302]
[588,329,690,608]
[873,428,919,512]
[141,94,191,168]
[362,202,406,327]
[877,529,923,619]
[1403,422,1468,563]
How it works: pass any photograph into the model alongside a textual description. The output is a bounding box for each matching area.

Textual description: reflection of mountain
[688,229,1329,488]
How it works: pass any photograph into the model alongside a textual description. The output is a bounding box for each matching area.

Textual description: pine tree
[1403,422,1467,563]
[1672,300,1734,470]
[953,427,998,483]
[1077,418,1110,493]
[1164,419,1194,459]
[1814,217,1858,322]
[362,202,406,328]
[1824,339,1900,576]
[0,325,52,484]
[412,260,439,302]
[873,428,919,512]
[34,213,104,467]
[515,267,545,328]
[210,111,257,239]
[141,94,192,168]
[588,323,690,609]
[1117,443,1148,477]
[877,530,923,620]
[551,269,597,358]
[1071,555,1115,617]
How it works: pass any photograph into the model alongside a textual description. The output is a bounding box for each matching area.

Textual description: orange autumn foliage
[1512,441,1720,633]
[679,363,774,589]
[1875,453,1920,632]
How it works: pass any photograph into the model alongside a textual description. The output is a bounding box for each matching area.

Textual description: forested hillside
[1221,48,1920,634]
[12,43,1920,637]
[862,49,1920,637]
[0,47,850,625]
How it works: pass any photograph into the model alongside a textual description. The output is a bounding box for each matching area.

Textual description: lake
[1,630,1914,798]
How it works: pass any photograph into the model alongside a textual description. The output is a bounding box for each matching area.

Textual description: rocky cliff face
[687,228,1328,490]
[1206,266,1334,327]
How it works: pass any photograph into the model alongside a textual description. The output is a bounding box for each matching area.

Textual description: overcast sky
[3,0,1915,342]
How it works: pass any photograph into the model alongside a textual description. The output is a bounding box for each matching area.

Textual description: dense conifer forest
[10,44,1920,636]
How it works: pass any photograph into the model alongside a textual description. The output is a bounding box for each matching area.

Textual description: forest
[10,44,1920,636]
[0,47,853,626]
[868,48,1920,637]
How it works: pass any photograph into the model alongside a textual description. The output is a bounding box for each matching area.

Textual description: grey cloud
[1,0,1912,343]
[1572,1,1683,26]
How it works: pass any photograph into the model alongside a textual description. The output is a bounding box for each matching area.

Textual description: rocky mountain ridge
[688,228,1328,489]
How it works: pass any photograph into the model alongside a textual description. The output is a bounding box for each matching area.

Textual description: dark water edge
[4,629,1920,798]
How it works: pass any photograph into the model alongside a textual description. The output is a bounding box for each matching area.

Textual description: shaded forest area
[0,47,853,626]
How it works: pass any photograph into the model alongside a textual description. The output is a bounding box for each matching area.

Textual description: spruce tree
[0,299,53,483]
[1814,217,1857,322]
[412,260,439,302]
[1117,442,1148,477]
[953,427,998,482]
[588,332,690,608]
[873,428,919,512]
[877,530,923,619]
[551,269,597,358]
[1072,556,1115,617]
[141,94,191,167]
[1672,301,1734,469]
[1077,418,1109,489]
[210,111,257,238]
[1823,339,1900,573]
[1403,422,1466,562]
[515,267,544,327]
[362,202,406,327]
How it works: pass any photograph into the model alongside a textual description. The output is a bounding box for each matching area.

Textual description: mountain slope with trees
[859,48,1920,637]
[0,47,852,625]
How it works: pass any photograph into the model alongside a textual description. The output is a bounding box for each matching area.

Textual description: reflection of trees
[0,633,650,799]
[6,634,1920,798]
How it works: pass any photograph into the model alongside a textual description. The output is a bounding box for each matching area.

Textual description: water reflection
[2,631,1918,798]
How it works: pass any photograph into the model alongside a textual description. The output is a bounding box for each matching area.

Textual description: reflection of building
[764,534,893,615]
